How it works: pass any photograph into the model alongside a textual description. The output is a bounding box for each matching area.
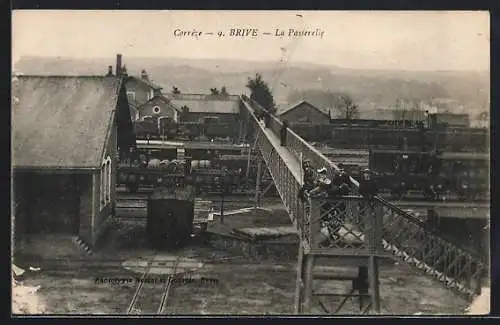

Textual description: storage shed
[12,75,135,248]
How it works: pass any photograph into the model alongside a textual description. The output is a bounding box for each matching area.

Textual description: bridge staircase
[239,95,487,314]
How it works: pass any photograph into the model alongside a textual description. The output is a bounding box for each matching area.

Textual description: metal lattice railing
[243,109,305,229]
[304,195,384,255]
[239,96,487,298]
[376,198,487,296]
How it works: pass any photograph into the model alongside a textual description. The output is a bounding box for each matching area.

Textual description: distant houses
[108,54,164,120]
[110,54,241,127]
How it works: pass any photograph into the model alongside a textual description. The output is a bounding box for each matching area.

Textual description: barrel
[147,186,195,249]
[118,171,128,184]
[191,160,212,169]
[147,158,161,168]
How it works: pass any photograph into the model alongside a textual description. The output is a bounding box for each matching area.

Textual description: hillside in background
[14,56,489,119]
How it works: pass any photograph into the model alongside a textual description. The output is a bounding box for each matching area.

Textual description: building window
[100,156,112,210]
[100,164,105,206]
[153,106,161,114]
[127,91,136,101]
[106,159,111,202]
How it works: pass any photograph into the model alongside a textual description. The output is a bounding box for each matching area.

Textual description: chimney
[122,65,128,77]
[141,69,149,81]
[116,54,123,77]
[106,65,113,76]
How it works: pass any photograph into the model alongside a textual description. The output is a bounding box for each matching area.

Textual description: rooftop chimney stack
[122,64,128,76]
[106,65,113,76]
[116,54,123,77]
[141,69,149,81]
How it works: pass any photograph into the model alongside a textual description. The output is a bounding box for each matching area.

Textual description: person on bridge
[359,168,378,197]
[358,169,379,231]
[298,160,315,201]
[263,110,272,129]
[333,163,352,192]
[280,120,289,146]
[309,167,331,198]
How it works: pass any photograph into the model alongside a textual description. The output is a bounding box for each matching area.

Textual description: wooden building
[278,100,330,124]
[12,75,135,248]
[434,112,470,127]
[167,93,241,124]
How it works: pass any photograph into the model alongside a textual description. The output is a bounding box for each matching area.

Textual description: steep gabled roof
[137,94,182,112]
[278,99,328,117]
[12,75,122,169]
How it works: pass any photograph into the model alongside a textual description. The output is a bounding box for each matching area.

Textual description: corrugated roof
[12,75,122,169]
[167,93,240,114]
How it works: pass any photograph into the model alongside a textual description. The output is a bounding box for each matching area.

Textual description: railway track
[116,190,488,204]
[126,255,182,315]
[15,256,274,269]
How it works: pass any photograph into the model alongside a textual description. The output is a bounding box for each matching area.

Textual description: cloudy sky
[12,10,489,71]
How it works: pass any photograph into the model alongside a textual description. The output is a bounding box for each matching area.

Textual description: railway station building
[12,75,135,248]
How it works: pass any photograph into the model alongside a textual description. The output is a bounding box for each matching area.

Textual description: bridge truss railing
[240,96,487,298]
[240,97,305,229]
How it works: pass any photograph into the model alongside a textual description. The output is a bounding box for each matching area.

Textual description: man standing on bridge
[263,110,272,129]
[359,169,378,197]
[298,160,315,202]
[280,120,289,146]
[358,168,379,231]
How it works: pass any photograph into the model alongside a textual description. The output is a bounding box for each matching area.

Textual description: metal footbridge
[239,95,487,313]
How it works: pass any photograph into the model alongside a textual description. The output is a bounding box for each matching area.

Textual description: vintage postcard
[11,10,490,316]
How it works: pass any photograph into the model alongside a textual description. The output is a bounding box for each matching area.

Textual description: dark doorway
[24,173,81,234]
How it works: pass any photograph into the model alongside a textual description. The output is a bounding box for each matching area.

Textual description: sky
[12,10,490,71]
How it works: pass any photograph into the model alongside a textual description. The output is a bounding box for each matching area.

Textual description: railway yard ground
[13,197,473,315]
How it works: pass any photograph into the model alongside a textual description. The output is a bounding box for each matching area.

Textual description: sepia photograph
[11,10,490,316]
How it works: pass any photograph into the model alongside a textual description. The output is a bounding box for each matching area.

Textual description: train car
[147,186,195,249]
[117,155,249,194]
[369,149,489,200]
[134,118,239,143]
[439,152,489,200]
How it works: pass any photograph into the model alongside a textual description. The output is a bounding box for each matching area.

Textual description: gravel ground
[12,201,474,315]
[14,258,471,315]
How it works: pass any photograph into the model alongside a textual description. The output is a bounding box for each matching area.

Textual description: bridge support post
[368,255,380,313]
[293,196,383,315]
[302,254,315,313]
[294,242,304,314]
[368,203,383,314]
[254,156,263,208]
[245,142,252,179]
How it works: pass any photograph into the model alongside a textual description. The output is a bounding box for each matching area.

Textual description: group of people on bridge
[298,160,379,245]
[299,162,378,201]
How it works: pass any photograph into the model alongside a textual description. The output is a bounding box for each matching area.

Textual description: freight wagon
[369,149,489,200]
